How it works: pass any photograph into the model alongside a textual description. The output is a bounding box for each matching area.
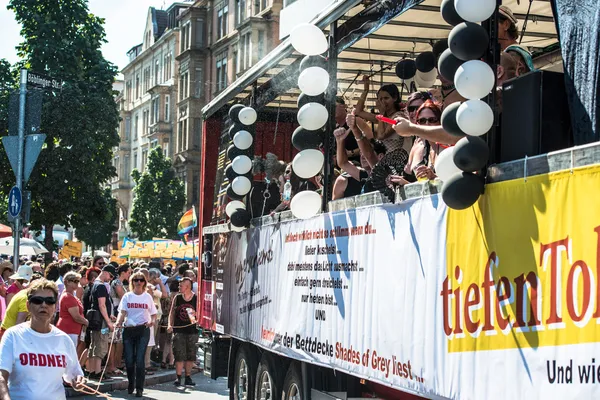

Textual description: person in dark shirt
[335,97,360,163]
[167,277,197,387]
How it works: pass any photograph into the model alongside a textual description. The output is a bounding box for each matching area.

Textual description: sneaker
[184,376,196,387]
[174,376,183,387]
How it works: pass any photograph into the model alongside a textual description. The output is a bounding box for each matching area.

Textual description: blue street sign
[8,186,22,218]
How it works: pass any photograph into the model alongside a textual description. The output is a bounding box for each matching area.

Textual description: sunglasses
[97,262,106,266]
[132,278,146,283]
[69,280,80,284]
[28,296,57,305]
[417,117,439,125]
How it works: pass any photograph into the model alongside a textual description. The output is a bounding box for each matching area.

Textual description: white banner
[210,193,600,400]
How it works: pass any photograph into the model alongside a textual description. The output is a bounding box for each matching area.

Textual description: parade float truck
[198,142,600,400]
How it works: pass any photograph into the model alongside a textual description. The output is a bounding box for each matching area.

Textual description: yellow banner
[62,240,83,258]
[445,165,600,352]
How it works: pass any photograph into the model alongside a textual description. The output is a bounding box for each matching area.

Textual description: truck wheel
[281,363,303,400]
[233,346,257,400]
[255,353,282,400]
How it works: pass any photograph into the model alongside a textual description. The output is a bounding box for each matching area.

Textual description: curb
[66,369,178,397]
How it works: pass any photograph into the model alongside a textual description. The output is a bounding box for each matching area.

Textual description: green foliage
[0,0,120,252]
[129,147,186,241]
[72,187,117,248]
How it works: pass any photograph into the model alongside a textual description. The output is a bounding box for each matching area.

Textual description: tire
[233,345,257,400]
[281,363,303,400]
[254,353,282,400]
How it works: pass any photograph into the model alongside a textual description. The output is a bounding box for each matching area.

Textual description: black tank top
[173,293,197,334]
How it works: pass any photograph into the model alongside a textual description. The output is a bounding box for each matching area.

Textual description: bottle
[186,307,197,324]
[283,179,292,201]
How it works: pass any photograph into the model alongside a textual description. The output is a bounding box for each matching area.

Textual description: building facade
[113,0,283,239]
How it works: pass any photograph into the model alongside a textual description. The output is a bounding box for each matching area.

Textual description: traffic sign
[27,71,62,91]
[8,186,22,218]
[2,134,46,185]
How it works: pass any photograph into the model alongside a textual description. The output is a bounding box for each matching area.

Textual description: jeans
[123,326,150,390]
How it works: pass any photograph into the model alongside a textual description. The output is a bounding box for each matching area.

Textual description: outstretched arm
[393,117,462,145]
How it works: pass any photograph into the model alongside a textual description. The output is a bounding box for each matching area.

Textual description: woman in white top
[0,279,84,400]
[115,271,157,398]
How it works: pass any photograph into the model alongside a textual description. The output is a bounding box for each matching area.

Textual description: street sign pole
[13,69,28,271]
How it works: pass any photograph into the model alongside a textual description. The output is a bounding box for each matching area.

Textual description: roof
[202,0,559,119]
[153,8,169,39]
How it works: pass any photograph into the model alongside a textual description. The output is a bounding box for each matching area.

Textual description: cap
[9,265,34,282]
[499,5,518,26]
[102,265,117,278]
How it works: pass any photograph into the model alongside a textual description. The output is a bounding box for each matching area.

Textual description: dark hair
[109,261,119,269]
[178,263,190,275]
[169,280,180,292]
[117,263,130,275]
[58,262,74,277]
[44,262,60,281]
[92,256,105,266]
[415,100,443,122]
[407,91,433,106]
[148,261,161,270]
[180,277,193,287]
[498,14,519,40]
[371,140,386,155]
[377,84,402,112]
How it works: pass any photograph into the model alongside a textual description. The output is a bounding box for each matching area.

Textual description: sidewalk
[66,369,180,397]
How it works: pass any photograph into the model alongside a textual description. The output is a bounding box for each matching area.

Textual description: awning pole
[323,20,339,212]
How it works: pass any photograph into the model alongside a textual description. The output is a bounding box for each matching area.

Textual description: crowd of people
[0,256,200,398]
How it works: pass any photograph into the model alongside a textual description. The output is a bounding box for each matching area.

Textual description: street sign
[27,71,62,91]
[62,239,83,258]
[2,134,46,185]
[8,186,22,218]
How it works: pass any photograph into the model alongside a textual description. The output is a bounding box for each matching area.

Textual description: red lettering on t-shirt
[127,303,149,309]
[18,353,66,368]
[47,354,57,367]
[29,353,38,366]
[61,355,67,368]
[38,354,47,367]
[56,355,63,368]
[19,354,27,365]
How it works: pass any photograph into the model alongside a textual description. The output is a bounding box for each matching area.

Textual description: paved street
[79,374,228,400]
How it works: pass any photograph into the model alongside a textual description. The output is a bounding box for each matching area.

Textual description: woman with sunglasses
[0,279,84,399]
[115,271,157,397]
[404,100,444,181]
[57,272,88,347]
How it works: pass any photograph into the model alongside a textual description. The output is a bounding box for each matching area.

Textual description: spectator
[5,265,33,306]
[87,265,116,381]
[56,272,88,347]
[108,263,130,374]
[183,270,198,295]
[272,163,317,213]
[0,273,42,341]
[159,281,179,369]
[335,97,360,163]
[56,262,74,299]
[405,92,433,124]
[168,277,197,387]
[147,268,167,371]
[44,262,60,281]
[404,100,444,181]
[115,271,157,397]
[76,266,89,302]
[0,279,84,398]
[498,5,535,72]
[92,255,106,270]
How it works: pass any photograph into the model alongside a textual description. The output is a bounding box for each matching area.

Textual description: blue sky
[0,0,174,72]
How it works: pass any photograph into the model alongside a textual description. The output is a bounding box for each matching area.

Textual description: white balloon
[298,67,330,96]
[290,23,328,56]
[297,102,328,131]
[456,99,494,136]
[292,149,324,179]
[238,107,257,125]
[225,200,246,217]
[231,155,252,174]
[414,69,437,88]
[454,0,495,23]
[290,190,322,219]
[231,176,251,196]
[233,130,253,150]
[435,147,463,182]
[454,60,495,100]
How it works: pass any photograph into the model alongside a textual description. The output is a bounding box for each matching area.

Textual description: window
[217,4,228,39]
[233,48,239,75]
[133,152,138,171]
[151,97,160,124]
[216,52,228,92]
[193,118,201,149]
[142,149,148,171]
[133,115,139,140]
[194,68,203,98]
[255,0,268,14]
[151,139,158,148]
[165,95,170,122]
[236,0,246,26]
[179,71,189,101]
[178,119,188,153]
[154,59,160,85]
[195,18,204,47]
[124,116,131,141]
[181,23,191,52]
[240,33,251,71]
[135,74,140,98]
[163,140,169,158]
[142,109,149,135]
[143,67,150,92]
[178,120,183,153]
[164,53,172,81]
[124,155,130,178]
[192,170,199,205]
[257,30,265,59]
[283,0,297,7]
[126,80,132,101]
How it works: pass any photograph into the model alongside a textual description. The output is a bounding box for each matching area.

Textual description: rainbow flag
[177,207,197,236]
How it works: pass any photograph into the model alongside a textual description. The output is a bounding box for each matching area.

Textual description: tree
[129,147,186,240]
[2,0,120,254]
[72,187,118,249]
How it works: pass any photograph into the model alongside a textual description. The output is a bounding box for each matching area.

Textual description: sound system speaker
[500,70,573,162]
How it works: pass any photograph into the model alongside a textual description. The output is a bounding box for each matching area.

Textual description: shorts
[173,332,197,362]
[89,330,110,359]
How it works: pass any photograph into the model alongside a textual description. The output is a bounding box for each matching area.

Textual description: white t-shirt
[118,291,157,327]
[0,323,83,400]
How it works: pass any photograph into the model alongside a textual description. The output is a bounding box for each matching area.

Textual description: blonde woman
[56,272,88,347]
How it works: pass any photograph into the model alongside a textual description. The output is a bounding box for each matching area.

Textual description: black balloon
[438,48,465,82]
[227,185,245,201]
[453,136,490,172]
[440,0,465,26]
[415,52,436,73]
[300,55,327,72]
[292,126,323,151]
[448,22,489,61]
[395,59,417,80]
[297,93,325,109]
[225,164,236,182]
[229,122,246,140]
[230,208,251,227]
[227,144,252,161]
[432,39,449,62]
[228,104,244,124]
[441,102,466,136]
[441,172,485,210]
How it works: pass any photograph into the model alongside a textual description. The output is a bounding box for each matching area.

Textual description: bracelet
[355,134,366,141]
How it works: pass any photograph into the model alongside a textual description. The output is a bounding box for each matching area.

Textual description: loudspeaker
[500,70,573,162]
